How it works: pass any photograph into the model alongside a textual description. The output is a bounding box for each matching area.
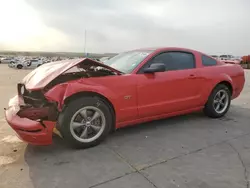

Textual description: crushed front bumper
[4,95,56,145]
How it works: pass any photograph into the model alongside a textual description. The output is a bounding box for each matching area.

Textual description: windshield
[104,50,153,73]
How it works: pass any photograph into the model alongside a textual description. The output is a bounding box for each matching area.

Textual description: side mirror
[143,63,166,73]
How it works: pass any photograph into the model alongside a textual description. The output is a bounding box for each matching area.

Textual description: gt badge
[124,95,132,100]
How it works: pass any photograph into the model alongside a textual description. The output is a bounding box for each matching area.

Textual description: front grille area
[17,83,47,107]
[16,83,59,121]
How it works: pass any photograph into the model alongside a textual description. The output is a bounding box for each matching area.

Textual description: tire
[204,84,231,118]
[58,96,113,149]
[37,64,41,67]
[17,64,23,69]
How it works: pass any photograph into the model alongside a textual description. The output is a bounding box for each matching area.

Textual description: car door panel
[136,51,204,118]
[137,69,203,118]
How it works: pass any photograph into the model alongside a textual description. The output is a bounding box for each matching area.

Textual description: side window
[202,55,217,66]
[151,51,195,71]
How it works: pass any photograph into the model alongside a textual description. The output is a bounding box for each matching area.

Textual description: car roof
[131,47,201,54]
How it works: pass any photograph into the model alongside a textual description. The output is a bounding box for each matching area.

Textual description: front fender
[44,82,117,111]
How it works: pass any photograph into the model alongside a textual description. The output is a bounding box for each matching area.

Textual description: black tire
[37,64,41,67]
[17,64,23,69]
[204,84,231,118]
[58,96,113,149]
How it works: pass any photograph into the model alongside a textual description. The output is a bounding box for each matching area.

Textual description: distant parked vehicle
[210,55,220,60]
[8,60,19,68]
[231,56,242,61]
[11,59,43,69]
[219,55,242,64]
[92,58,100,62]
[219,55,234,60]
[219,55,241,61]
[0,57,16,64]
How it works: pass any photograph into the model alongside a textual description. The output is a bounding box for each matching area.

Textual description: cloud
[0,0,71,52]
[4,0,250,54]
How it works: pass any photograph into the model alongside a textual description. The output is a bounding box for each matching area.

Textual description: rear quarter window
[202,55,217,66]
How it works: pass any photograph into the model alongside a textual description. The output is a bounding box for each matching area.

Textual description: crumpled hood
[22,58,122,90]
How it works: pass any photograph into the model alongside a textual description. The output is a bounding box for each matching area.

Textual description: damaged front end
[16,83,58,121]
[4,84,59,145]
[4,58,121,145]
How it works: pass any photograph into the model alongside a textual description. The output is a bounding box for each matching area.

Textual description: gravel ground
[0,64,250,188]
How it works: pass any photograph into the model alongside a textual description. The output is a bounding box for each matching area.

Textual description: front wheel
[204,84,231,118]
[58,96,113,149]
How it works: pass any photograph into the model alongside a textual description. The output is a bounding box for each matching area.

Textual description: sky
[0,0,249,55]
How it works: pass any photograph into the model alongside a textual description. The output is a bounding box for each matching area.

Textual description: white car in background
[0,57,17,64]
[219,55,241,61]
[219,55,232,60]
[210,55,220,60]
[11,59,43,69]
[220,55,241,64]
[231,56,242,61]
[218,55,242,64]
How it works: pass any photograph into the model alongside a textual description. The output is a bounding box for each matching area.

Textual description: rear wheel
[58,96,113,149]
[204,84,231,118]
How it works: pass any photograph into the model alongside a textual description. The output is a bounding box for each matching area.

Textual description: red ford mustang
[4,47,245,148]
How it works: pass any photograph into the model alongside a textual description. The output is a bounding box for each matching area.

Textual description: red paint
[5,97,55,145]
[5,47,245,145]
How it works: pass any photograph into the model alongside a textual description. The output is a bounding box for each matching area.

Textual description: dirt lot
[0,64,250,188]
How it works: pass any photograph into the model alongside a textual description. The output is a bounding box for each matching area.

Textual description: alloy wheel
[70,106,106,143]
[213,89,229,114]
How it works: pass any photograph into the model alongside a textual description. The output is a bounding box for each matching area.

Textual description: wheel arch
[216,81,233,96]
[63,91,116,130]
[203,79,233,106]
[203,80,232,118]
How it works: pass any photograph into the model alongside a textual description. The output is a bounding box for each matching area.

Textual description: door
[26,61,32,67]
[136,51,203,118]
[30,60,37,68]
[28,60,38,69]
